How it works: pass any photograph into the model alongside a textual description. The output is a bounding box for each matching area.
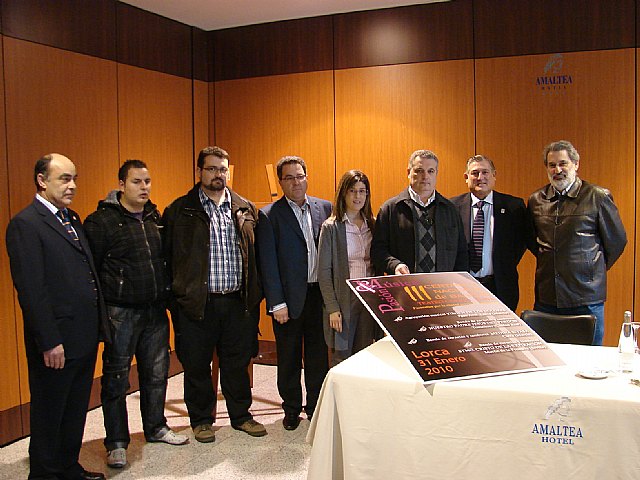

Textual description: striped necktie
[57,209,79,242]
[470,201,484,273]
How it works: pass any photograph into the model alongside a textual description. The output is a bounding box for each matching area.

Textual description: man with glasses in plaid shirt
[162,146,266,443]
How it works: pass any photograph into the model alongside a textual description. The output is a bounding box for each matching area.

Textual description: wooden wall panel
[4,38,119,223]
[214,71,336,203]
[1,0,117,60]
[0,34,24,444]
[215,71,335,341]
[117,64,195,212]
[193,80,211,160]
[214,16,333,81]
[334,60,475,213]
[474,0,635,58]
[475,49,635,345]
[192,28,214,82]
[3,37,119,403]
[116,3,192,79]
[334,0,473,69]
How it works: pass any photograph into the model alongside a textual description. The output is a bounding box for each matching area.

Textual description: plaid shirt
[199,188,242,293]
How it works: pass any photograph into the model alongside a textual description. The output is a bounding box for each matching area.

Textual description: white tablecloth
[307,338,640,480]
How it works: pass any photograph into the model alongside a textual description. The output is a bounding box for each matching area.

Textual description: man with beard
[528,140,627,345]
[162,146,266,442]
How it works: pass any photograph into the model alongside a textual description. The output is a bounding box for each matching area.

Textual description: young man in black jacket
[85,160,188,469]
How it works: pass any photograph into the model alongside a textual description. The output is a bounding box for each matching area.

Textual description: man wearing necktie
[371,149,468,276]
[6,154,108,480]
[451,155,529,312]
[528,141,627,345]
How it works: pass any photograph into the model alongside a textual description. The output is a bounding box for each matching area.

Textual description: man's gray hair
[408,150,438,169]
[543,140,579,165]
[466,154,496,173]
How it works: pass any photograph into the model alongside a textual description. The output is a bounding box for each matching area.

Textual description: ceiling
[120,0,447,31]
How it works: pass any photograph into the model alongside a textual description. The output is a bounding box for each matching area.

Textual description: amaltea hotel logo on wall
[536,53,573,94]
[530,396,584,446]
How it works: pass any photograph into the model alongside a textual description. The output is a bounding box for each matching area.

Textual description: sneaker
[106,448,127,468]
[148,427,189,445]
[232,419,267,437]
[193,424,216,443]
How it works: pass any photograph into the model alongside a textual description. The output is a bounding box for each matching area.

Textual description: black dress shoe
[282,413,301,431]
[78,470,106,480]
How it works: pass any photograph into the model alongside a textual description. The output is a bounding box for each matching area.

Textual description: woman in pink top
[318,170,378,366]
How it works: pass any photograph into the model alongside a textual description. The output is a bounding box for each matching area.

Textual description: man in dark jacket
[161,146,265,443]
[85,160,188,469]
[528,140,627,345]
[450,155,529,311]
[7,153,108,480]
[372,149,468,275]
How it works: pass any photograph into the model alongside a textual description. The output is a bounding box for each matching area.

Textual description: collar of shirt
[35,193,63,216]
[552,178,577,197]
[341,213,369,228]
[285,195,309,212]
[408,186,435,207]
[471,190,493,207]
[198,186,231,209]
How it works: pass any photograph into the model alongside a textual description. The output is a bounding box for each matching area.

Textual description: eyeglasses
[202,166,229,175]
[347,188,368,196]
[281,174,307,182]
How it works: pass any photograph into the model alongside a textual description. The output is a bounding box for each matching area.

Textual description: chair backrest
[520,310,596,345]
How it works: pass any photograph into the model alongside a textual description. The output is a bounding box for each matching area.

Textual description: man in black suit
[450,154,528,311]
[6,154,108,480]
[256,156,331,430]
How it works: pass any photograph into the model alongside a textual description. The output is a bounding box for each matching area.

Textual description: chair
[520,310,596,345]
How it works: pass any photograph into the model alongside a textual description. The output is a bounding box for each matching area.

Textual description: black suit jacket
[450,190,528,311]
[6,199,109,358]
[256,195,332,319]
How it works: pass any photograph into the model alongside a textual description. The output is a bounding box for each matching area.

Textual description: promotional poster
[348,272,565,383]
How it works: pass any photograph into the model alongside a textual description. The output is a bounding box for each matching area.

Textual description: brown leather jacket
[528,177,627,307]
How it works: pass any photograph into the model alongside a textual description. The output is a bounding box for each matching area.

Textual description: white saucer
[577,369,609,380]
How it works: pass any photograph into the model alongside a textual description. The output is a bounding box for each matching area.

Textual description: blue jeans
[101,303,170,450]
[534,302,604,346]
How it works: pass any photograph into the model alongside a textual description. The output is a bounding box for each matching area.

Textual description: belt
[308,282,319,288]
[208,290,241,298]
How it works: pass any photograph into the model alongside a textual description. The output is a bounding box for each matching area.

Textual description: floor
[0,364,313,479]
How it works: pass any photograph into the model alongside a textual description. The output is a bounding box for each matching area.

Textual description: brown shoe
[232,419,267,437]
[193,424,215,443]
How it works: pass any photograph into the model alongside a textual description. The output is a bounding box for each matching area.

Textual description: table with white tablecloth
[307,338,640,480]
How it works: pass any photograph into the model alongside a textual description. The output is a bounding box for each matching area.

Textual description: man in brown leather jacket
[528,140,627,345]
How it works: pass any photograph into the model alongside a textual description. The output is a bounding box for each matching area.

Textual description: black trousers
[273,284,329,417]
[175,293,255,427]
[26,346,97,480]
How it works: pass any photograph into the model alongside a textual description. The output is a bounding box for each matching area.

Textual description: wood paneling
[192,28,213,82]
[474,0,636,58]
[334,1,473,69]
[475,49,635,345]
[4,38,119,222]
[334,60,475,213]
[213,16,333,81]
[0,34,22,424]
[214,71,336,203]
[193,80,211,160]
[117,64,195,212]
[4,38,119,406]
[1,0,117,60]
[116,3,192,79]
